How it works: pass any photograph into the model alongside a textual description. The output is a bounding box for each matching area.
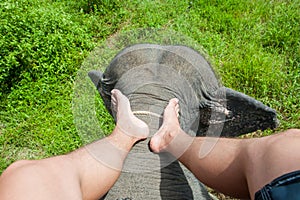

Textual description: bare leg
[245,129,300,198]
[0,89,149,200]
[150,99,300,199]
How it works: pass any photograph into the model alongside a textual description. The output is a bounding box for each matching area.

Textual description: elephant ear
[197,87,278,137]
[88,70,102,89]
[88,70,113,115]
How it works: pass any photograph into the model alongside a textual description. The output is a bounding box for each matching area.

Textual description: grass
[0,0,299,193]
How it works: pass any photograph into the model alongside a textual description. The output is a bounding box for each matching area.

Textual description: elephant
[88,44,278,200]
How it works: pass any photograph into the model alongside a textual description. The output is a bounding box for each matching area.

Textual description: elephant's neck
[132,109,163,136]
[116,82,200,136]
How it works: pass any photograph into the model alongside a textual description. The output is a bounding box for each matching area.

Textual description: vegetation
[0,0,299,179]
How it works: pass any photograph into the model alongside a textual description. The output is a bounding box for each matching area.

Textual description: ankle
[157,126,182,151]
[109,127,138,150]
[162,124,181,140]
[166,129,193,156]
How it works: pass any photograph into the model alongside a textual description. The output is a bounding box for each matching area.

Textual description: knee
[270,129,300,141]
[2,160,34,176]
[9,159,32,168]
[283,129,300,135]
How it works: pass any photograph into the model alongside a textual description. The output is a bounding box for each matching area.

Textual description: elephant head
[88,44,278,199]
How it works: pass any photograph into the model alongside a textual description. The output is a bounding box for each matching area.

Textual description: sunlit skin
[0,89,149,200]
[150,98,300,199]
[0,91,299,200]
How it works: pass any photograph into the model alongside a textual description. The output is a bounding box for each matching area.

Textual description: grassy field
[0,0,299,190]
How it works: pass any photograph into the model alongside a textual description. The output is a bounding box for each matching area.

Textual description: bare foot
[149,98,182,153]
[111,89,149,141]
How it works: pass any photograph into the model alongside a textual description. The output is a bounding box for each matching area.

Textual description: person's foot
[149,98,182,153]
[111,89,149,141]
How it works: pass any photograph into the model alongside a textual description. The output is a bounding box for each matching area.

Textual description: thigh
[255,170,300,200]
[245,129,300,198]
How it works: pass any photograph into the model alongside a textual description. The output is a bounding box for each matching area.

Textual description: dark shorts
[255,170,300,200]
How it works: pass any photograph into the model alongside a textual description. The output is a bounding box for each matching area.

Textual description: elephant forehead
[104,44,220,96]
[115,63,196,97]
[114,63,200,134]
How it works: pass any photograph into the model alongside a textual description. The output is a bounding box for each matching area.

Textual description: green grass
[0,0,299,173]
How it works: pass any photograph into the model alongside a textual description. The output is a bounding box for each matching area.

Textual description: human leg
[245,128,300,199]
[150,98,250,198]
[150,98,300,199]
[0,89,149,200]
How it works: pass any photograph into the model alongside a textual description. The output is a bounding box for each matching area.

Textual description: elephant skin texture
[88,44,278,200]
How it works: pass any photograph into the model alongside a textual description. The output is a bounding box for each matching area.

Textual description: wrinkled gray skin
[88,44,278,200]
